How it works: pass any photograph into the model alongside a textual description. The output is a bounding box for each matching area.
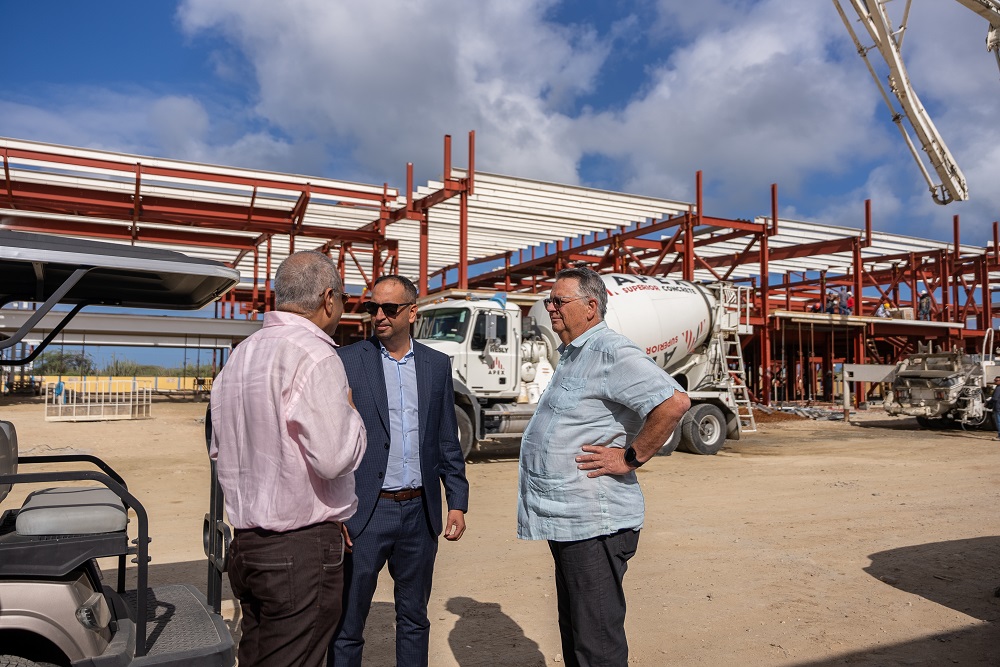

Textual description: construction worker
[918,290,932,321]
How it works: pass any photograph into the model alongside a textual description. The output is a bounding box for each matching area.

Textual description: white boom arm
[833,0,1000,205]
[954,0,1000,72]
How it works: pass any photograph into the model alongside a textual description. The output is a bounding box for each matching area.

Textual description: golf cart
[0,230,236,666]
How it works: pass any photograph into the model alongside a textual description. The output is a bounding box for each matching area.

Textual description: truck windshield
[416,307,471,342]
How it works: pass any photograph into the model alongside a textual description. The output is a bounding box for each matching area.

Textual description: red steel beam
[3,146,389,203]
[1,217,257,250]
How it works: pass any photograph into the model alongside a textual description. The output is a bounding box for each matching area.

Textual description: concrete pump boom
[834,0,1000,205]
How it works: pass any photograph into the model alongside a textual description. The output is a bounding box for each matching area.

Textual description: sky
[1,1,998,244]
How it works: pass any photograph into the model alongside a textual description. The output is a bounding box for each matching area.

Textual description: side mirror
[481,312,499,366]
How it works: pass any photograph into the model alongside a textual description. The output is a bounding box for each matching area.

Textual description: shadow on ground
[116,559,241,639]
[849,417,924,431]
[792,536,1000,666]
[851,417,995,439]
[466,439,520,463]
[118,563,544,666]
[447,596,545,666]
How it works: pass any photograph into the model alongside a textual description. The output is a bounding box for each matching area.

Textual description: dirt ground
[3,398,999,666]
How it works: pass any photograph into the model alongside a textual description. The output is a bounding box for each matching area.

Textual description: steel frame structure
[0,135,481,338]
[3,137,998,406]
[427,171,1000,407]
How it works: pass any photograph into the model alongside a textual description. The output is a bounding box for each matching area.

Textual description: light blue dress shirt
[517,322,685,541]
[380,340,421,491]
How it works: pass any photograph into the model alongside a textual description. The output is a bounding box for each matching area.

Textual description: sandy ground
[2,398,999,666]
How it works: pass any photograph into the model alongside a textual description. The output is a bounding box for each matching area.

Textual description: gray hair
[274,251,343,311]
[555,267,607,317]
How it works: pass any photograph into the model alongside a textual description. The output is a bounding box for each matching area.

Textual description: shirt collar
[379,339,415,362]
[558,321,608,355]
[262,310,338,347]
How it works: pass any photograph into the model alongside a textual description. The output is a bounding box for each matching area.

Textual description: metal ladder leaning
[718,284,757,433]
[722,331,757,433]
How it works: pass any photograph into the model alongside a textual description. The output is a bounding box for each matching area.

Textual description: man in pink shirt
[210,251,366,667]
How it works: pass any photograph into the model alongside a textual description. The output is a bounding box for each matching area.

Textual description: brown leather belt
[379,487,423,501]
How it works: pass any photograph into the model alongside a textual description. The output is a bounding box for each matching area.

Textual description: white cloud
[0,90,320,175]
[177,0,608,184]
[1,0,994,244]
[571,2,889,209]
[173,0,900,216]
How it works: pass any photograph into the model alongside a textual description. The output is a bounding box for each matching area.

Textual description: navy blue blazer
[338,337,469,538]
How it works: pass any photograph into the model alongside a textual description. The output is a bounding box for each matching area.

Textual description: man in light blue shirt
[519,267,691,667]
[380,344,421,490]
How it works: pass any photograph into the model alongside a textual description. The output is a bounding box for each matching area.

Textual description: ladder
[717,284,756,433]
[721,330,757,433]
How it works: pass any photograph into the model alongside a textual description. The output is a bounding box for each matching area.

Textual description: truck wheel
[657,426,681,456]
[679,404,727,455]
[455,406,474,459]
[961,413,987,430]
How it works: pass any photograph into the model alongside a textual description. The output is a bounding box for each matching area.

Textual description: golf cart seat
[0,419,126,536]
[0,419,133,578]
[16,486,127,536]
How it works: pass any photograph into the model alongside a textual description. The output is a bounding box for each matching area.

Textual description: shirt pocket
[525,469,575,495]
[550,376,587,413]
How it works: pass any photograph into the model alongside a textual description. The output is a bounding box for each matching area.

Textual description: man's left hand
[577,445,632,477]
[444,509,466,541]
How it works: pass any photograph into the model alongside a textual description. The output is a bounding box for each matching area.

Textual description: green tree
[99,356,168,376]
[33,350,95,375]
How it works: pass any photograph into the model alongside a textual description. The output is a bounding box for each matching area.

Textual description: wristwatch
[624,446,644,469]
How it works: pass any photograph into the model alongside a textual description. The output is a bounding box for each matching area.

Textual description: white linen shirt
[210,310,366,531]
[517,322,684,542]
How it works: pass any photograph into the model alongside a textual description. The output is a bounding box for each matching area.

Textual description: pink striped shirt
[210,310,366,531]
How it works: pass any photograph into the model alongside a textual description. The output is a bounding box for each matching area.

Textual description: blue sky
[1,1,998,243]
[2,1,998,368]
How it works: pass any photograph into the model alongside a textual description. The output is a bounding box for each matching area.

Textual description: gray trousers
[548,529,640,667]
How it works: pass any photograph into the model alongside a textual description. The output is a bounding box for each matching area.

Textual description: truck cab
[416,298,521,401]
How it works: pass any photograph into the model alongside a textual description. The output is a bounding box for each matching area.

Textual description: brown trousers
[229,521,346,667]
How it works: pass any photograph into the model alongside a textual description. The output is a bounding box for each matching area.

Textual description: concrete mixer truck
[414,273,755,457]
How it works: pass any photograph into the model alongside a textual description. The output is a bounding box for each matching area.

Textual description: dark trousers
[993,408,1000,437]
[548,529,640,667]
[228,522,346,667]
[330,495,438,667]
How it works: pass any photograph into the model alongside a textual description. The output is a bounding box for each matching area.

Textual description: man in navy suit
[329,275,469,667]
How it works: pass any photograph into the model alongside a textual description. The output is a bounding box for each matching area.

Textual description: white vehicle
[883,331,1000,429]
[0,230,237,666]
[416,274,756,457]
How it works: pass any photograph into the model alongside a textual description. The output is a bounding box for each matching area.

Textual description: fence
[44,379,152,422]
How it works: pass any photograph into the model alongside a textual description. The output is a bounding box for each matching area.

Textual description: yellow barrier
[34,376,213,393]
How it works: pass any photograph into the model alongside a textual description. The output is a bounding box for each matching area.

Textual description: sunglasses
[363,301,415,317]
[321,289,350,305]
[542,295,585,309]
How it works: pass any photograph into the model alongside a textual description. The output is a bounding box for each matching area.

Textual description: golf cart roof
[1,230,240,364]
[0,230,239,309]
